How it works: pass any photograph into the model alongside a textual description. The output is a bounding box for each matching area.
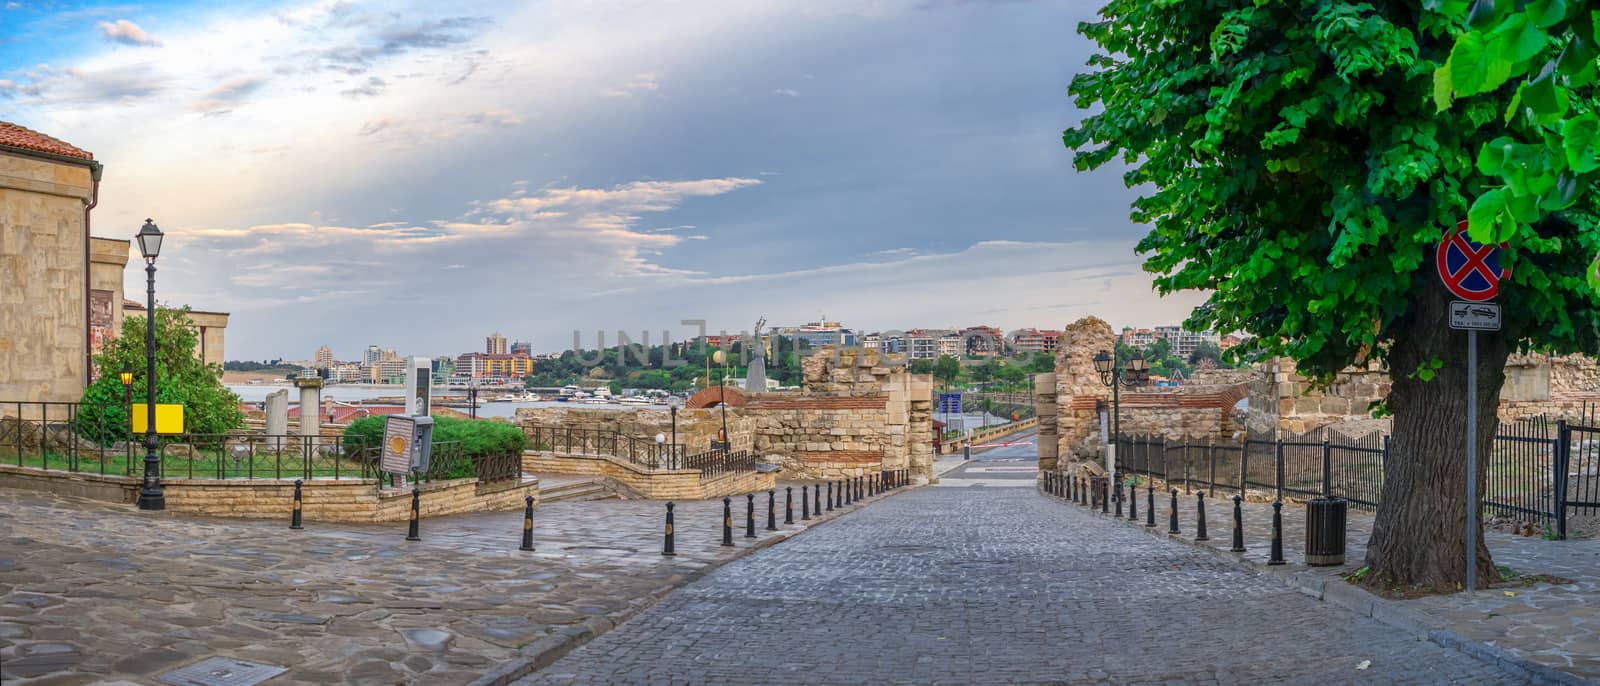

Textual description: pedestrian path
[517,459,1521,685]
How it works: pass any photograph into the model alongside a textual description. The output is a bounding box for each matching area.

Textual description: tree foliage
[77,308,243,440]
[1065,0,1600,379]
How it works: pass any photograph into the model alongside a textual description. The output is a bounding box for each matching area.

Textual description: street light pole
[135,219,165,511]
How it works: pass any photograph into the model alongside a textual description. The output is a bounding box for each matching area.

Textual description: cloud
[192,76,268,115]
[772,88,799,97]
[358,117,399,136]
[3,64,167,104]
[97,19,163,47]
[603,72,659,98]
[340,76,387,97]
[309,15,491,74]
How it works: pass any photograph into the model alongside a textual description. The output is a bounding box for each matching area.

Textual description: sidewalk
[1052,476,1600,684]
[0,478,907,686]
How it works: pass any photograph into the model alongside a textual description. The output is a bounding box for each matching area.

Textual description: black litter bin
[1305,497,1347,566]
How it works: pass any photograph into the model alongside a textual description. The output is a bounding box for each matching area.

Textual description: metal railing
[523,425,687,470]
[1116,417,1570,535]
[684,448,755,479]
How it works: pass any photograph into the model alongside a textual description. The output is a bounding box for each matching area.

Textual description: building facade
[457,352,534,379]
[486,332,509,355]
[314,345,333,369]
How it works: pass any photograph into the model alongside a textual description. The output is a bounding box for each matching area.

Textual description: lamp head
[135,218,163,262]
[118,363,133,387]
[1092,350,1113,375]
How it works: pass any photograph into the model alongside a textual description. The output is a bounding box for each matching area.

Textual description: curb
[1044,488,1592,686]
[469,484,916,686]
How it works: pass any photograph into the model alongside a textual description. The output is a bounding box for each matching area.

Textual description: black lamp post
[712,350,730,451]
[1093,346,1148,505]
[468,378,479,420]
[667,397,682,467]
[135,218,165,511]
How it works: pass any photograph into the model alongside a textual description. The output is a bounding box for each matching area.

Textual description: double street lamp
[135,219,165,511]
[1093,347,1149,503]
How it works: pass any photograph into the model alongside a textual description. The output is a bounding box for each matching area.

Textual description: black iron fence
[0,401,505,486]
[1116,415,1581,537]
[523,425,690,470]
[684,448,755,479]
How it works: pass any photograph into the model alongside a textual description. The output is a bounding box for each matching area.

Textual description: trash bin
[1305,497,1347,566]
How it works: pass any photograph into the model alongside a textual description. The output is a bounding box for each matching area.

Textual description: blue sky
[0,0,1206,361]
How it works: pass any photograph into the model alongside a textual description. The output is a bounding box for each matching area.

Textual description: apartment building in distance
[457,352,534,379]
[314,345,333,369]
[486,332,509,355]
[1010,328,1061,354]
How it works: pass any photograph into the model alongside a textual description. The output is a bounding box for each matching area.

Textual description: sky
[0,0,1208,362]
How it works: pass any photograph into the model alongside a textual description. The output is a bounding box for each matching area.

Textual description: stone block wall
[1053,318,1114,460]
[1035,373,1058,469]
[0,150,95,402]
[520,450,775,500]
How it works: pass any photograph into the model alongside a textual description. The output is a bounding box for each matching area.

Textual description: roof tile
[0,121,93,161]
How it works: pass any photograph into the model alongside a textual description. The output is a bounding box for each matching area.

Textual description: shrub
[76,308,243,442]
[342,415,527,464]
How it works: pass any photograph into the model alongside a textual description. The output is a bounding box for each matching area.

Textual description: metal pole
[137,260,164,511]
[671,406,678,469]
[1466,329,1478,594]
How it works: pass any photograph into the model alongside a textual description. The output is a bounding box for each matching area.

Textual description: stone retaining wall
[520,451,775,500]
[0,463,538,522]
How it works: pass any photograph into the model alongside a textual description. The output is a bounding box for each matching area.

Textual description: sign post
[1438,220,1507,594]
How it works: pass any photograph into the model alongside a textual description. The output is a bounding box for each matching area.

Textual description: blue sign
[937,392,962,414]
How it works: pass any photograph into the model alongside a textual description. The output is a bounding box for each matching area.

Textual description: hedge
[343,415,528,463]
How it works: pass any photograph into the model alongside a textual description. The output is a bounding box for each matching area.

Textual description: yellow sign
[130,404,185,435]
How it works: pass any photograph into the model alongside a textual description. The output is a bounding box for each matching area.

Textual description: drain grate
[158,657,287,686]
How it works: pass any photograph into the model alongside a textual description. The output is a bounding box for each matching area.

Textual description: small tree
[933,355,963,389]
[77,307,243,441]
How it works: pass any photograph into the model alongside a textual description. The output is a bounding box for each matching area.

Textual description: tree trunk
[1363,277,1508,594]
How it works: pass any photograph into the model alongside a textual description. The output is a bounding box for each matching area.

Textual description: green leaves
[1563,114,1600,173]
[1447,32,1513,96]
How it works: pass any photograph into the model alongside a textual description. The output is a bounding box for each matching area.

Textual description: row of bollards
[694,469,910,555]
[1040,468,1296,566]
[287,469,913,554]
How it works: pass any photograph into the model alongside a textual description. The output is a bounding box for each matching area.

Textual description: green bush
[76,307,243,442]
[342,415,527,463]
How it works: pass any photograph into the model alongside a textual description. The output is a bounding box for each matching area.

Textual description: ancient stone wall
[0,150,95,402]
[1034,373,1058,469]
[1053,317,1114,460]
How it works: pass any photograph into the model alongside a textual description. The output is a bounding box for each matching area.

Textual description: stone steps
[540,479,616,503]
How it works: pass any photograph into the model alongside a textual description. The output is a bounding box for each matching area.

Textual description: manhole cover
[158,657,287,686]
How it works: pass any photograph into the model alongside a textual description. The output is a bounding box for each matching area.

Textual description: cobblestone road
[521,459,1526,685]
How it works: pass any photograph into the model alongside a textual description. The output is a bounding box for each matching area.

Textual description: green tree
[933,355,963,389]
[1028,351,1056,373]
[909,358,936,376]
[78,307,243,440]
[1188,340,1224,369]
[1066,1,1600,592]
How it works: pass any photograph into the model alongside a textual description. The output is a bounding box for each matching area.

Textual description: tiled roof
[0,121,93,161]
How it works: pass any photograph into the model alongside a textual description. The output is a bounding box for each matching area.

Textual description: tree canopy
[1065,1,1600,380]
[78,308,243,440]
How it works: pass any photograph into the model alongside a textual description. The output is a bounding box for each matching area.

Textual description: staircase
[539,478,617,504]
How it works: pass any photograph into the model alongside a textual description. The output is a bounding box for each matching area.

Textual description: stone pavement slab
[516,459,1523,685]
[1064,471,1600,684]
[0,478,900,685]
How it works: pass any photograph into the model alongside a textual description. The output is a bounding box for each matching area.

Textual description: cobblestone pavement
[520,459,1523,685]
[0,479,881,685]
[1103,472,1600,682]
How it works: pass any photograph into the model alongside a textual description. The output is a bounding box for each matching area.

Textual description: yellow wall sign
[131,404,185,435]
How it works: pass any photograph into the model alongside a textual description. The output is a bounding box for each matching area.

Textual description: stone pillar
[1034,373,1058,470]
[264,389,289,437]
[296,377,323,445]
[907,374,934,484]
[1055,317,1114,467]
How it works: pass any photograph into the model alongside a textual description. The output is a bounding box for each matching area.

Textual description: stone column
[1034,373,1058,470]
[296,377,323,448]
[907,375,934,485]
[264,389,289,437]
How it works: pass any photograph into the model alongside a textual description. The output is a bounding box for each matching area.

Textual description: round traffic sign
[1437,220,1508,302]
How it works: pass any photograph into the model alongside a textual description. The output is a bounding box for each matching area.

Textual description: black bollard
[1230,495,1245,552]
[520,495,536,551]
[406,487,421,541]
[815,482,822,512]
[802,485,812,520]
[857,476,864,500]
[1114,478,1123,518]
[767,490,778,531]
[1128,477,1138,521]
[1168,489,1180,534]
[290,479,304,530]
[842,479,851,506]
[827,481,835,511]
[1268,501,1286,565]
[745,493,757,538]
[1146,481,1156,528]
[721,497,734,547]
[785,487,794,525]
[663,502,676,556]
[1101,478,1110,514]
[1195,492,1209,542]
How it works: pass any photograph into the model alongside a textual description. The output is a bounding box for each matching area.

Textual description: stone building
[0,121,229,403]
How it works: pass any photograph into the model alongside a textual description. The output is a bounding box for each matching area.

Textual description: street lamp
[667,396,684,468]
[468,378,479,420]
[1094,347,1148,506]
[712,350,730,451]
[118,363,133,414]
[135,218,164,511]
